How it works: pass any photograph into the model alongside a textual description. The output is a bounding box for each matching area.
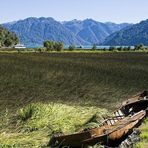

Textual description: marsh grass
[0,103,108,147]
[137,119,148,148]
[0,52,148,112]
[0,52,148,147]
[16,103,108,133]
[0,109,9,130]
[0,129,49,147]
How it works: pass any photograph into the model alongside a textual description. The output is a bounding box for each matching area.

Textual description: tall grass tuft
[17,104,36,122]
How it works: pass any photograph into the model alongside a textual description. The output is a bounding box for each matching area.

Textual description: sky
[0,0,148,24]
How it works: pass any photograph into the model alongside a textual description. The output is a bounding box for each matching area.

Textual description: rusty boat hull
[83,110,146,147]
[49,110,146,147]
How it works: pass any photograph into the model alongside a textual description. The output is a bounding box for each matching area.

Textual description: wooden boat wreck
[49,110,146,147]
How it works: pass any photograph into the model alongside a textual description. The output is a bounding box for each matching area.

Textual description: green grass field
[0,52,148,147]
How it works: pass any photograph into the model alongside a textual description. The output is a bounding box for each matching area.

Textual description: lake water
[64,46,135,49]
[27,45,136,49]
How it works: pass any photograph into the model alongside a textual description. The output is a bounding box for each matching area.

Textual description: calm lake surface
[65,46,135,49]
[27,45,136,49]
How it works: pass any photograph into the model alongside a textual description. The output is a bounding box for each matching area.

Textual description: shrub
[127,46,131,51]
[54,42,64,51]
[135,44,145,50]
[43,41,64,51]
[109,46,116,51]
[92,44,97,50]
[43,41,55,51]
[68,44,76,51]
[37,48,42,53]
[122,47,128,51]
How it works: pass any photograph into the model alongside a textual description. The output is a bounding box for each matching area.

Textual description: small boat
[49,110,146,147]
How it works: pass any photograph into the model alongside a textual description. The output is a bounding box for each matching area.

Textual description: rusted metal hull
[83,110,146,146]
[49,110,146,147]
[49,125,108,147]
[49,91,148,147]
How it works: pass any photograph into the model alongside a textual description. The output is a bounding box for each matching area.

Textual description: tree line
[108,44,146,51]
[43,40,147,52]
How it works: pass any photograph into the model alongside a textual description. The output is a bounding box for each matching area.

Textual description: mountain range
[63,19,130,45]
[2,17,130,47]
[2,17,148,47]
[102,19,148,46]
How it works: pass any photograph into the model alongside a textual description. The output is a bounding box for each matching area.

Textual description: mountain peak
[102,19,148,46]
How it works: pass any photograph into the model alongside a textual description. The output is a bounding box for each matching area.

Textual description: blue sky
[0,0,148,23]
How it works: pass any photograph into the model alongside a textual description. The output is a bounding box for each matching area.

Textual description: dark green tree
[54,42,64,51]
[43,41,64,51]
[127,46,131,51]
[43,41,54,51]
[68,44,76,51]
[92,44,97,50]
[117,47,123,51]
[4,38,13,47]
[0,25,19,47]
[135,44,145,50]
[109,46,116,51]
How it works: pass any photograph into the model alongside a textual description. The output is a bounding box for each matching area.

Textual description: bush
[109,46,116,51]
[127,46,131,51]
[37,48,42,53]
[43,41,54,51]
[135,44,145,50]
[92,44,97,50]
[43,41,64,51]
[122,47,128,51]
[117,47,123,51]
[68,44,76,51]
[54,42,64,51]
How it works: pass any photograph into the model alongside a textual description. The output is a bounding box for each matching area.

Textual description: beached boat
[49,110,146,147]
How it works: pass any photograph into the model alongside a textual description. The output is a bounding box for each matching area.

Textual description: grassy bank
[0,103,107,147]
[137,119,148,148]
[0,52,148,147]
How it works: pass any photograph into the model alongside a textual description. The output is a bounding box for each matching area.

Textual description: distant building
[13,44,26,49]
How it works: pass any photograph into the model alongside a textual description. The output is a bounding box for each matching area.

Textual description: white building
[13,44,26,49]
